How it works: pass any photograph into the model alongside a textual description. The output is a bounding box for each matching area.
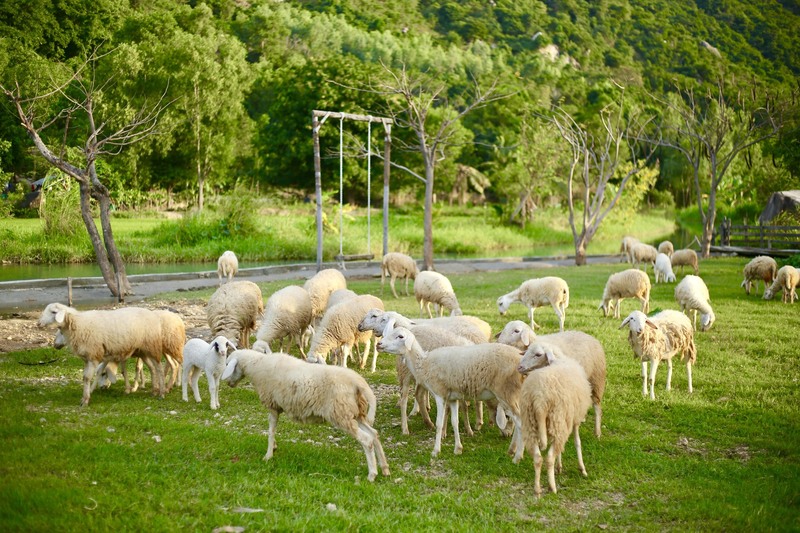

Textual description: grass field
[1,257,798,531]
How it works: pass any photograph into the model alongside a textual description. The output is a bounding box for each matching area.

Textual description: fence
[717,218,800,250]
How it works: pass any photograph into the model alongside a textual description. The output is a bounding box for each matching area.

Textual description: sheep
[221,349,390,482]
[674,275,715,331]
[206,280,264,349]
[303,268,347,322]
[414,270,462,318]
[325,288,358,312]
[496,277,569,332]
[516,342,592,496]
[599,269,651,319]
[654,253,677,283]
[132,309,186,393]
[630,242,658,271]
[657,240,674,257]
[763,265,800,303]
[217,250,239,285]
[182,335,237,410]
[741,255,778,296]
[360,310,490,345]
[306,294,384,370]
[381,252,419,298]
[252,285,313,356]
[671,249,700,276]
[620,310,697,400]
[620,236,639,263]
[37,303,165,406]
[496,321,606,438]
[377,327,525,460]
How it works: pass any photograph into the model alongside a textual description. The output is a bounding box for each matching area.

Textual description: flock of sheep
[35,244,799,494]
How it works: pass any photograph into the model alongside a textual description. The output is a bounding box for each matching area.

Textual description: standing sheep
[654,253,677,283]
[630,242,658,271]
[414,271,462,317]
[182,336,237,410]
[763,265,800,303]
[658,241,674,257]
[381,252,419,298]
[252,285,313,356]
[741,256,778,296]
[221,349,390,482]
[133,309,186,393]
[303,268,347,323]
[671,249,700,276]
[620,310,697,399]
[206,280,264,349]
[599,269,651,319]
[620,236,640,263]
[217,250,239,285]
[516,342,592,496]
[496,277,570,332]
[674,275,715,331]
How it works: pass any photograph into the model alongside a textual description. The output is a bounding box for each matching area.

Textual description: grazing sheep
[741,256,778,296]
[517,342,592,496]
[658,241,674,257]
[414,271,462,317]
[182,336,237,410]
[377,327,525,460]
[654,253,677,283]
[303,268,347,322]
[671,249,700,276]
[599,269,651,319]
[497,321,606,438]
[221,349,390,482]
[253,285,313,356]
[620,310,697,400]
[217,250,239,285]
[496,277,570,332]
[763,265,800,303]
[206,280,264,349]
[381,252,419,298]
[38,303,165,406]
[674,275,715,331]
[620,236,640,263]
[630,243,658,271]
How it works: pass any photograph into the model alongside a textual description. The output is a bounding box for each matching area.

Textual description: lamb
[303,268,347,322]
[654,253,677,283]
[620,236,640,263]
[221,349,390,482]
[381,252,419,298]
[496,321,606,438]
[671,249,699,276]
[496,276,570,332]
[181,335,237,409]
[620,310,697,399]
[657,240,674,257]
[516,342,592,496]
[377,327,525,460]
[252,285,313,356]
[38,303,165,406]
[217,250,239,285]
[630,242,658,271]
[741,255,778,296]
[599,269,651,319]
[674,275,715,331]
[206,280,264,349]
[414,270,462,317]
[306,294,384,370]
[763,265,800,303]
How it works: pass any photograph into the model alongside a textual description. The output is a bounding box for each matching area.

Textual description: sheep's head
[496,294,513,315]
[38,302,72,328]
[211,336,237,357]
[741,278,752,294]
[306,353,327,365]
[700,311,715,332]
[450,307,463,317]
[495,320,535,350]
[666,272,676,283]
[221,353,244,386]
[376,326,415,355]
[619,311,656,334]
[358,308,385,333]
[252,339,272,354]
[517,342,558,374]
[763,288,775,301]
[598,299,614,317]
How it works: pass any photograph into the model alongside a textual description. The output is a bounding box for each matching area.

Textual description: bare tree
[648,80,783,257]
[2,51,169,297]
[547,90,656,265]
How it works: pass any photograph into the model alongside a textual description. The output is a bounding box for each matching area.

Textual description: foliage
[38,175,82,239]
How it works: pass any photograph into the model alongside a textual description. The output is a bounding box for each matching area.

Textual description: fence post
[67,277,73,307]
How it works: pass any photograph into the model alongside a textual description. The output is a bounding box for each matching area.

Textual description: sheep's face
[358,308,385,333]
[763,288,774,300]
[518,343,555,374]
[700,312,715,332]
[619,311,650,334]
[495,321,534,349]
[741,278,752,294]
[211,336,237,357]
[496,295,513,315]
[252,340,272,354]
[598,300,613,317]
[666,272,676,283]
[38,302,69,328]
[376,327,414,355]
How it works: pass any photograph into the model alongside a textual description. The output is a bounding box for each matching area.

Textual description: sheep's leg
[546,446,558,494]
[81,360,99,407]
[432,395,447,457]
[181,365,191,402]
[686,361,693,394]
[359,338,370,369]
[91,361,105,393]
[264,410,279,461]
[425,302,433,319]
[532,443,543,497]
[404,277,410,296]
[449,399,463,455]
[574,425,588,477]
[390,276,399,299]
[641,361,649,397]
[399,377,411,435]
[369,337,379,373]
[341,345,352,368]
[594,402,602,438]
[191,368,203,403]
[665,358,673,392]
[358,421,390,478]
[475,400,484,431]
[348,420,379,482]
[380,269,386,296]
[132,358,144,392]
[460,401,473,438]
[556,452,563,473]
[208,374,219,410]
[416,385,435,429]
[614,299,622,319]
[649,359,660,400]
[551,303,565,332]
[529,307,539,330]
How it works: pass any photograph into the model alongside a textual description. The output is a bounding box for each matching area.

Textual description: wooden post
[67,277,73,307]
[313,113,324,271]
[116,271,124,303]
[382,122,392,258]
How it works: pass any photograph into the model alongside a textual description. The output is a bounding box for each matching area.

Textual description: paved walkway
[0,255,618,313]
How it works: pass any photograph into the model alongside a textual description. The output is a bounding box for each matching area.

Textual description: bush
[39,182,83,239]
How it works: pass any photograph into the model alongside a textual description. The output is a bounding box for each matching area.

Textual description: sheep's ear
[55,308,66,324]
[221,356,238,381]
[618,316,632,330]
[382,317,397,338]
[520,328,532,347]
[403,332,414,352]
[227,340,237,351]
[645,319,658,329]
[545,349,557,365]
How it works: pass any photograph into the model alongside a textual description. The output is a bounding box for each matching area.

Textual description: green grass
[2,257,798,531]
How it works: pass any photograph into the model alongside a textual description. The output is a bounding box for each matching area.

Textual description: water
[0,261,272,282]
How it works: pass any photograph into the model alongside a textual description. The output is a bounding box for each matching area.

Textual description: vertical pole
[67,277,73,307]
[367,121,371,259]
[313,114,323,271]
[339,117,344,268]
[382,122,392,258]
[116,271,124,303]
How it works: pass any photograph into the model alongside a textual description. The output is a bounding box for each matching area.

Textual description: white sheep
[381,252,419,298]
[674,275,715,331]
[132,309,186,393]
[496,277,569,332]
[252,285,313,356]
[741,255,778,296]
[620,310,697,399]
[516,342,592,496]
[654,253,677,283]
[206,280,264,349]
[620,236,640,263]
[217,250,239,285]
[763,265,800,303]
[362,310,490,344]
[630,242,658,271]
[599,269,651,319]
[38,303,165,406]
[377,327,525,460]
[414,270,462,317]
[303,268,347,322]
[181,336,237,410]
[221,349,390,482]
[671,249,699,276]
[657,240,674,257]
[497,321,606,438]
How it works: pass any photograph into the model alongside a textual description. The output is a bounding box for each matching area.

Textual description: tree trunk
[700,188,717,258]
[423,160,435,271]
[77,182,120,296]
[574,235,588,266]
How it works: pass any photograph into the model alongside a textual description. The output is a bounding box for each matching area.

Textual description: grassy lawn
[1,257,798,531]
